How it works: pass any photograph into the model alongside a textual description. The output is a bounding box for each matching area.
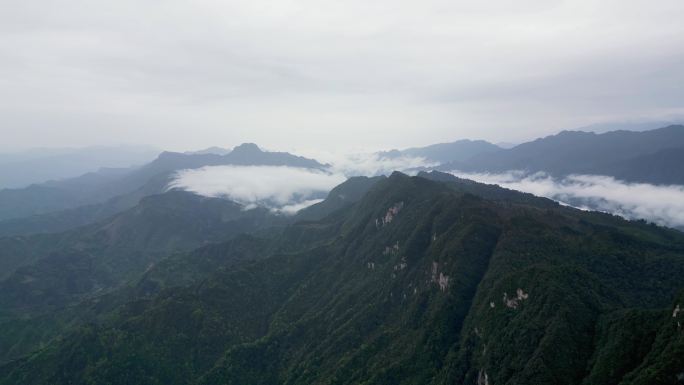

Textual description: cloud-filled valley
[169,153,684,229]
[167,152,436,214]
[448,170,684,229]
[168,165,346,214]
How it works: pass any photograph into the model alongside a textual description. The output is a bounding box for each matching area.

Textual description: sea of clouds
[168,153,684,228]
[168,152,432,214]
[447,170,684,229]
[168,165,345,214]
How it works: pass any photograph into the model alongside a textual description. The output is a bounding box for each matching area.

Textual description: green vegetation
[0,173,682,384]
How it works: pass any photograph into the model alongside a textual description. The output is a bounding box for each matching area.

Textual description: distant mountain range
[380,125,684,185]
[0,143,326,235]
[379,139,501,164]
[0,146,159,189]
[1,125,683,240]
[444,125,684,184]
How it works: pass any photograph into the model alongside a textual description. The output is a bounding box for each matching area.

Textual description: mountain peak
[231,143,262,155]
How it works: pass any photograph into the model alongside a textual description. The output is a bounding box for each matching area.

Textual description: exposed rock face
[428,261,450,292]
[503,288,529,309]
[673,304,681,318]
[477,369,490,385]
[375,202,404,228]
[383,241,400,256]
[438,272,450,292]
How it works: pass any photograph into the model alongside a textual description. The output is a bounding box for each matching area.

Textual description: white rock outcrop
[503,288,529,309]
[376,202,404,228]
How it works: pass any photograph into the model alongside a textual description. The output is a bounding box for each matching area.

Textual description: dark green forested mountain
[0,176,378,364]
[296,176,386,221]
[1,172,682,385]
[0,190,288,362]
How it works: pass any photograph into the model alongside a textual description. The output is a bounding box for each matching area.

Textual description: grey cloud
[2,0,684,151]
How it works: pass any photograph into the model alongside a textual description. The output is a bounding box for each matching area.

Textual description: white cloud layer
[313,151,436,177]
[170,160,684,224]
[448,170,684,228]
[168,152,434,213]
[169,165,345,214]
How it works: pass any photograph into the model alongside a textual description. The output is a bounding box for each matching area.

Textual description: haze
[2,0,684,152]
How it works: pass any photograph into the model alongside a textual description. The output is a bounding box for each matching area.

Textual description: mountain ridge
[441,125,684,184]
[1,173,682,384]
[0,144,327,233]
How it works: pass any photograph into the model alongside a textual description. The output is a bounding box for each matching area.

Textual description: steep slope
[2,173,682,385]
[0,174,383,365]
[0,190,290,363]
[0,190,287,313]
[295,176,386,221]
[442,125,684,184]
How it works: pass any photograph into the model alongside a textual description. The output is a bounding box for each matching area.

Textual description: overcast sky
[2,0,683,153]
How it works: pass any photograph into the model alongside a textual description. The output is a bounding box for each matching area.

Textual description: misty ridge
[148,126,684,231]
[2,125,684,231]
[165,154,684,229]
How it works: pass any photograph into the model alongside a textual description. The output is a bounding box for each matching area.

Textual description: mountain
[0,189,294,363]
[444,125,684,184]
[598,147,684,185]
[1,173,682,385]
[379,139,501,164]
[0,173,379,363]
[0,143,327,232]
[0,146,158,189]
[575,119,684,133]
[186,146,232,155]
[0,190,286,310]
[295,176,386,221]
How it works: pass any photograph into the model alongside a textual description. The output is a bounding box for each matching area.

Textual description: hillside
[1,173,682,385]
[0,175,385,364]
[0,190,292,362]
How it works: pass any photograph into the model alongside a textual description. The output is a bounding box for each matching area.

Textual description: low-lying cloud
[169,165,345,214]
[448,170,684,229]
[169,160,684,225]
[168,152,433,214]
[299,150,436,177]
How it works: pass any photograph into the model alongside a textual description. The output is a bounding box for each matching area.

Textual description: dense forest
[0,172,682,384]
